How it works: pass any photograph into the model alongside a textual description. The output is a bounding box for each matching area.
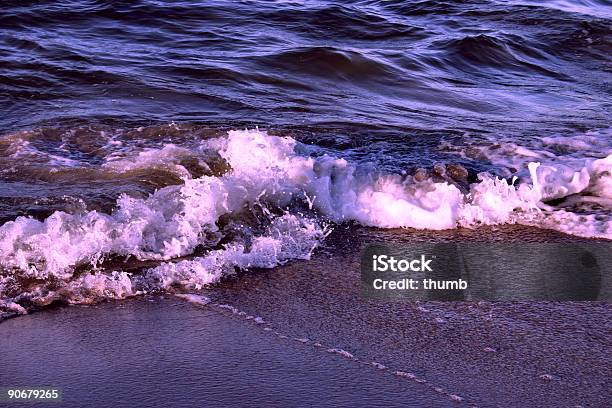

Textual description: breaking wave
[1,129,611,315]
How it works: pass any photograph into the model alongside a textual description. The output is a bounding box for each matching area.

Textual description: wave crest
[1,129,610,314]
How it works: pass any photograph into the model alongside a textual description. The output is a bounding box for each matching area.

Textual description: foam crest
[142,214,327,292]
[0,177,228,279]
[220,130,610,237]
[219,130,467,229]
[458,173,540,227]
[1,129,610,312]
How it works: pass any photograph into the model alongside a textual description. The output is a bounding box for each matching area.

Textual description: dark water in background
[1,0,610,132]
[0,1,611,312]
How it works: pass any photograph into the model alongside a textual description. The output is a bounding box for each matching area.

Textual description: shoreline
[1,225,610,407]
[1,298,458,408]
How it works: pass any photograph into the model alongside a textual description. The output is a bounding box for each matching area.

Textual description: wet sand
[208,226,612,407]
[1,226,611,407]
[1,299,456,408]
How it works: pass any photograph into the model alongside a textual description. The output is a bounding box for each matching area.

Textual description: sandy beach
[1,298,457,408]
[2,226,610,407]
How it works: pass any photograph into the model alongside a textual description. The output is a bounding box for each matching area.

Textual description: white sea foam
[141,214,327,291]
[1,129,610,309]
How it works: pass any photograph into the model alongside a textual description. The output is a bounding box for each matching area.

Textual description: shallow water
[0,1,611,310]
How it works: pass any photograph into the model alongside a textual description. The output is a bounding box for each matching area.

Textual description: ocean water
[0,0,611,313]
